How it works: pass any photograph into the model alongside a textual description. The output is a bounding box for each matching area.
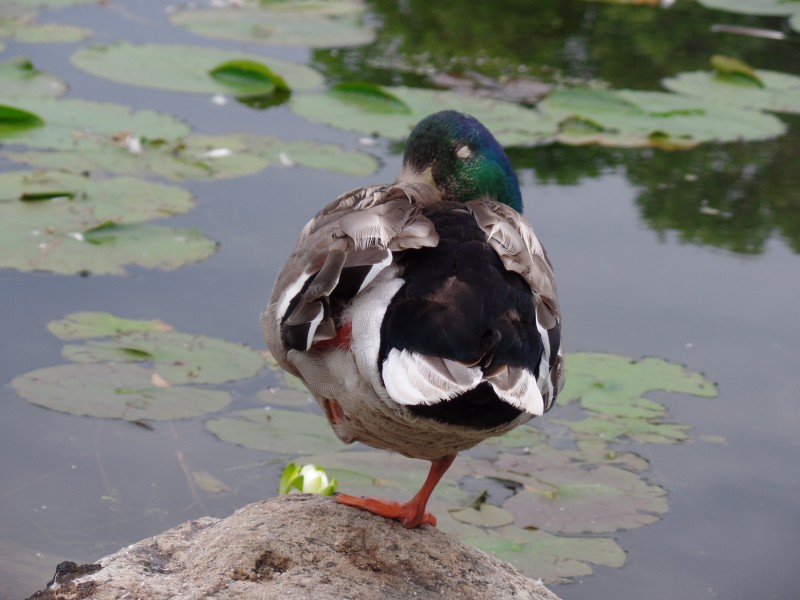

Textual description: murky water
[2,1,799,598]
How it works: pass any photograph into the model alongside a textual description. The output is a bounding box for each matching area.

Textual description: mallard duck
[261,110,563,528]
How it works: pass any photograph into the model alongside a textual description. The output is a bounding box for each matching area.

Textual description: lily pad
[560,415,693,445]
[697,0,800,16]
[206,408,342,455]
[48,312,173,340]
[11,363,231,421]
[0,105,43,134]
[494,453,668,534]
[291,85,557,145]
[448,503,515,527]
[664,66,800,114]
[170,2,375,48]
[539,87,787,148]
[0,57,66,98]
[0,8,91,43]
[456,525,626,583]
[0,97,190,150]
[12,313,267,420]
[62,331,266,385]
[559,352,717,419]
[3,132,379,180]
[70,43,322,97]
[0,170,216,275]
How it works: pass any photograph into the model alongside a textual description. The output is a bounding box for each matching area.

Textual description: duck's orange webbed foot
[334,454,456,529]
[335,494,437,528]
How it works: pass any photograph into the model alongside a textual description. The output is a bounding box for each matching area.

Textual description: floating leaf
[494,454,668,534]
[292,85,557,145]
[329,83,412,114]
[170,2,375,48]
[709,55,764,88]
[209,59,290,97]
[0,7,91,43]
[206,408,342,455]
[48,312,173,341]
[560,415,692,445]
[560,352,717,419]
[3,132,378,180]
[11,363,231,421]
[540,87,787,148]
[448,503,515,527]
[455,525,626,584]
[61,331,266,385]
[71,43,321,97]
[664,67,800,114]
[0,98,190,150]
[191,470,231,494]
[0,57,66,98]
[0,170,216,275]
[0,105,43,132]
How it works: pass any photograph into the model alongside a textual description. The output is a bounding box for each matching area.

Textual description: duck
[261,110,564,528]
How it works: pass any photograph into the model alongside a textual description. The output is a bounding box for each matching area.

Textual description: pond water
[1,1,799,599]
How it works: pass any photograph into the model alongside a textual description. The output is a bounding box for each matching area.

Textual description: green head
[400,110,523,212]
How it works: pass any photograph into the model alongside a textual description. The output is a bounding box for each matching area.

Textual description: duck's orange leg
[335,454,457,528]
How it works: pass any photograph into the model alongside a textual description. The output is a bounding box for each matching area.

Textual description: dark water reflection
[1,1,799,599]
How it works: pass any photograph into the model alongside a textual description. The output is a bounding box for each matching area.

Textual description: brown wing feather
[262,182,442,364]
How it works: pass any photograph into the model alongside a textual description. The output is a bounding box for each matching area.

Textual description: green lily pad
[559,415,693,445]
[206,408,343,455]
[448,503,515,527]
[329,83,412,114]
[0,97,190,150]
[11,363,231,421]
[0,105,43,133]
[494,453,667,534]
[3,132,378,180]
[209,59,290,96]
[48,312,173,340]
[0,171,216,274]
[0,57,66,98]
[664,67,800,114]
[456,525,626,584]
[291,85,557,145]
[12,313,268,420]
[0,7,91,43]
[170,2,375,48]
[697,0,800,16]
[70,43,322,97]
[560,352,717,419]
[539,87,787,148]
[62,330,265,385]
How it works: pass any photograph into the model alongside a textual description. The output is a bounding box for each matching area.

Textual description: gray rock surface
[27,494,561,600]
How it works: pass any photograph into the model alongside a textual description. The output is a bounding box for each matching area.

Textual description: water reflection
[310,0,800,256]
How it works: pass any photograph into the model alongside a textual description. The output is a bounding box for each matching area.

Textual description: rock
[26,494,561,600]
